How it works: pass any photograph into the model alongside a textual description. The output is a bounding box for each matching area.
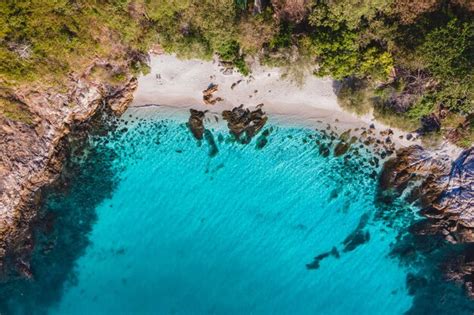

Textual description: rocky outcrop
[380,145,474,296]
[423,147,474,243]
[187,109,207,140]
[380,145,473,243]
[0,63,137,275]
[222,104,267,143]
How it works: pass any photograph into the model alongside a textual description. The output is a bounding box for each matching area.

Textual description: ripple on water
[1,108,473,315]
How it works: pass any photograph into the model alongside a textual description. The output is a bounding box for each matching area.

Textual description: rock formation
[187,109,207,140]
[0,61,137,277]
[222,104,268,143]
[423,147,474,243]
[380,145,474,296]
[380,145,473,242]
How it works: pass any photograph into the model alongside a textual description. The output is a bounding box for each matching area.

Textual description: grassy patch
[373,104,419,131]
[0,98,34,125]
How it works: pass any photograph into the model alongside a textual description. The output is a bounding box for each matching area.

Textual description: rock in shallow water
[334,141,350,157]
[222,105,268,144]
[187,109,207,140]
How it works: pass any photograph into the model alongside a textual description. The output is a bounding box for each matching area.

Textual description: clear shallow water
[2,107,473,314]
[51,112,412,315]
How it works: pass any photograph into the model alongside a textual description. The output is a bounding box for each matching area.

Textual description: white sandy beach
[130,53,460,156]
[132,54,366,125]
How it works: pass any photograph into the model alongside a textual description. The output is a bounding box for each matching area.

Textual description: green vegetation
[0,98,34,125]
[0,0,472,145]
[0,0,152,85]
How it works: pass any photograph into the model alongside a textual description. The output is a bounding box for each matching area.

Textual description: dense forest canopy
[0,0,473,145]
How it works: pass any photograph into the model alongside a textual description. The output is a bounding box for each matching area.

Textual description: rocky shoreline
[0,58,473,298]
[0,62,137,277]
[380,145,474,296]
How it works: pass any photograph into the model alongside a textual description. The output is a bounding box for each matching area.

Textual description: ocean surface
[1,106,473,315]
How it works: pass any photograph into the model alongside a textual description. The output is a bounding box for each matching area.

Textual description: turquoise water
[2,107,473,314]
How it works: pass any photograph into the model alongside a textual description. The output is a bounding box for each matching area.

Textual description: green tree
[420,18,473,79]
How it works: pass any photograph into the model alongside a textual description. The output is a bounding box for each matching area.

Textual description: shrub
[420,19,473,79]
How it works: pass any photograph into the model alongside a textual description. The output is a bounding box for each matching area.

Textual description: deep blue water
[1,107,473,314]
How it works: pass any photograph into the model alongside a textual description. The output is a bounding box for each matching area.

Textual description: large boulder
[380,145,473,242]
[222,105,267,144]
[187,109,207,140]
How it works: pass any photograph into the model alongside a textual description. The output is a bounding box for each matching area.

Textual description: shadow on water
[0,108,123,315]
[375,191,474,315]
[391,225,474,315]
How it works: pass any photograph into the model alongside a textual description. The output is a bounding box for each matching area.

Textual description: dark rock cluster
[306,247,339,270]
[187,109,221,157]
[306,213,370,270]
[202,84,222,105]
[187,105,268,150]
[222,104,268,144]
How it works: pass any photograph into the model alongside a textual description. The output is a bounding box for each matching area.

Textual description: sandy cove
[131,54,463,158]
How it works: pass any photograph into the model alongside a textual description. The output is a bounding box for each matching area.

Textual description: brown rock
[222,105,268,144]
[0,61,138,278]
[187,109,207,140]
[202,83,222,105]
[379,145,474,296]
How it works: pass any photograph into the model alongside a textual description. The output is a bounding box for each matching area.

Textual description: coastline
[0,67,137,274]
[129,56,474,281]
[131,54,461,157]
[0,52,471,291]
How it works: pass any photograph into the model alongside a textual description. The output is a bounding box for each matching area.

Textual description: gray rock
[380,145,474,297]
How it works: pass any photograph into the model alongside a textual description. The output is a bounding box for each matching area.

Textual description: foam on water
[2,106,473,315]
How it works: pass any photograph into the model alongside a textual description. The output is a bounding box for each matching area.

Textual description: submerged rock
[342,213,371,252]
[444,244,474,298]
[187,109,207,140]
[204,130,219,157]
[334,141,350,157]
[222,105,268,144]
[319,144,330,157]
[255,128,271,150]
[306,247,340,270]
